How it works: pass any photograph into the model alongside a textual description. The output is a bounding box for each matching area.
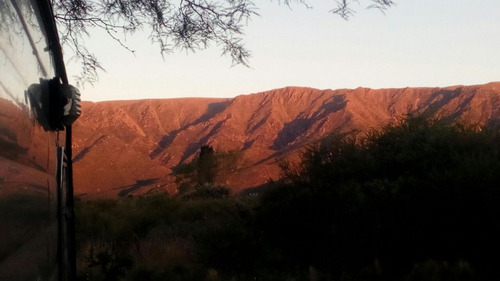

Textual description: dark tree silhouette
[196,145,216,185]
[173,145,242,198]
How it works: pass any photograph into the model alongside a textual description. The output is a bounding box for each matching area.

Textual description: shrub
[256,115,500,280]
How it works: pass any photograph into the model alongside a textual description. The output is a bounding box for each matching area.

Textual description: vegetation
[173,145,243,198]
[75,194,255,281]
[52,0,395,83]
[76,115,500,280]
[258,115,500,280]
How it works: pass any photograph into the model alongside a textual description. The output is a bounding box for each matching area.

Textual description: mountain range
[73,82,500,198]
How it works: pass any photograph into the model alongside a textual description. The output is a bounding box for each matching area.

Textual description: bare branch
[367,0,396,14]
[329,0,395,20]
[51,0,395,84]
[330,0,357,20]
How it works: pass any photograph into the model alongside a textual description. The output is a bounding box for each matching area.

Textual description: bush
[76,115,500,280]
[75,194,256,281]
[180,183,230,200]
[256,115,500,280]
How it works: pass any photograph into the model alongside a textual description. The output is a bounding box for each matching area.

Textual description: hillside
[73,82,500,197]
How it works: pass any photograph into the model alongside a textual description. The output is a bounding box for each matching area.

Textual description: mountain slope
[73,82,500,197]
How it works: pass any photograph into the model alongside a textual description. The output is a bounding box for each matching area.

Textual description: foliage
[182,183,230,200]
[75,194,256,281]
[196,145,216,185]
[52,0,257,84]
[257,115,500,280]
[76,115,500,280]
[86,247,133,281]
[51,0,395,83]
[174,145,243,196]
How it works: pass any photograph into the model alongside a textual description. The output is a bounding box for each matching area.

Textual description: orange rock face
[73,82,500,198]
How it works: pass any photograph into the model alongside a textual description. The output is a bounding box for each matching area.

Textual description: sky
[64,0,500,102]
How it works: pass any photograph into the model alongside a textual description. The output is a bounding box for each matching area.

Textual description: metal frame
[35,1,76,279]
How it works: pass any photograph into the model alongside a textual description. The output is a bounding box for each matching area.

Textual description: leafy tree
[196,145,216,185]
[174,145,243,197]
[51,0,395,83]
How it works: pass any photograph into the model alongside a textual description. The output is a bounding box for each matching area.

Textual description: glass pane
[0,0,61,280]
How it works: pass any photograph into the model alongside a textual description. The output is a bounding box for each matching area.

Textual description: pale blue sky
[64,0,500,102]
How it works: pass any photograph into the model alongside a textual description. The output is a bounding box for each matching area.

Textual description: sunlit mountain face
[72,82,500,198]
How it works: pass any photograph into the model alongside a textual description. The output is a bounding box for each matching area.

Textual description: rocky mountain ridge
[73,82,500,198]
